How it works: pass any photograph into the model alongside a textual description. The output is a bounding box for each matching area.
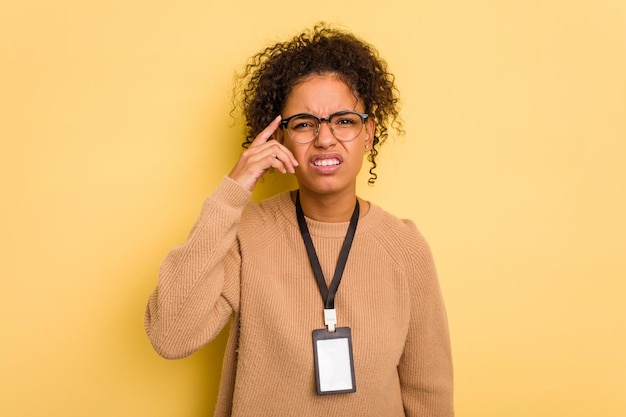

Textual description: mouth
[310,154,343,173]
[313,158,341,167]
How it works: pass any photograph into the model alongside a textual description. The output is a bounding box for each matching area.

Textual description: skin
[228,73,374,222]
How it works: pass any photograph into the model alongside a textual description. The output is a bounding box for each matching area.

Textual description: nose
[314,121,337,148]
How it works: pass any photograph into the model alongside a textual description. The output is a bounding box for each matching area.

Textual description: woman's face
[279,73,374,198]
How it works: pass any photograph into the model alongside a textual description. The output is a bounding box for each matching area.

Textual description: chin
[295,168,359,194]
[298,178,353,196]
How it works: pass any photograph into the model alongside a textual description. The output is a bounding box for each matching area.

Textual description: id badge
[312,327,356,395]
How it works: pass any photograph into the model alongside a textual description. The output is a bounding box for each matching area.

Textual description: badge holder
[312,325,356,395]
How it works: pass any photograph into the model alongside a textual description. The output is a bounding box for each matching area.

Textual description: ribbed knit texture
[145,176,454,416]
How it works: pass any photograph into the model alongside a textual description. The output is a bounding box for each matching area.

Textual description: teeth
[314,159,340,166]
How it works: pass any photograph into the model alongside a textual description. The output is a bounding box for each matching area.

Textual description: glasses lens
[287,115,319,143]
[330,112,364,142]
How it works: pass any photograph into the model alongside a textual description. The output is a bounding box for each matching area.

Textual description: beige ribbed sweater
[145,177,454,416]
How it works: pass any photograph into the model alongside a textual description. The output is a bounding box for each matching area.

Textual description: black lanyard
[295,192,360,330]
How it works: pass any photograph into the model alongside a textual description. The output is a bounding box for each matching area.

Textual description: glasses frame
[280,110,369,144]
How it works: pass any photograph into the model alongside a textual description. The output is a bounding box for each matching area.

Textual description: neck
[294,188,364,222]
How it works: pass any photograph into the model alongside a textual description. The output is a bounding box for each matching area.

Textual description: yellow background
[1,0,625,416]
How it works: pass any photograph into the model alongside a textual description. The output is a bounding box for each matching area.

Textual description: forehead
[283,73,362,114]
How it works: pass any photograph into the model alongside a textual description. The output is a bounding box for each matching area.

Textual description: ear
[364,118,375,150]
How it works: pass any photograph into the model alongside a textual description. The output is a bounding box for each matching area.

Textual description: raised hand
[228,115,299,192]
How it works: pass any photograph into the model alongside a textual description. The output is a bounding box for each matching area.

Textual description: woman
[145,24,454,416]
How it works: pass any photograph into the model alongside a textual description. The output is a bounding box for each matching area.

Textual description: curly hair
[233,23,403,184]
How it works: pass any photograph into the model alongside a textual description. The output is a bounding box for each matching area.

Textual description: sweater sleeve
[398,224,454,416]
[144,176,251,359]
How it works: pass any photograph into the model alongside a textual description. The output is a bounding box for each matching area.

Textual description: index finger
[249,115,282,148]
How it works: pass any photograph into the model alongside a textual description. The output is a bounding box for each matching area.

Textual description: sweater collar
[274,191,380,238]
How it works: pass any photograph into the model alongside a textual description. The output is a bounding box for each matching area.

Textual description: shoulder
[360,202,435,269]
[239,191,296,233]
[361,202,430,250]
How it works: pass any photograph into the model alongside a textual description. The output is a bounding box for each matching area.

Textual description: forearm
[144,177,251,359]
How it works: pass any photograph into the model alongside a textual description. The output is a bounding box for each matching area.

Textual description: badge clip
[324,308,337,332]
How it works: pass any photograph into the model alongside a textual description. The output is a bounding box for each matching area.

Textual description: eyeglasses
[281,110,369,144]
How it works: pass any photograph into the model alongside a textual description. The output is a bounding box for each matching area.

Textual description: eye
[293,121,313,129]
[332,113,360,128]
[289,117,318,131]
[336,118,356,125]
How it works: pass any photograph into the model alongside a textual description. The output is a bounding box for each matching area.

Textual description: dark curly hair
[233,23,403,184]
